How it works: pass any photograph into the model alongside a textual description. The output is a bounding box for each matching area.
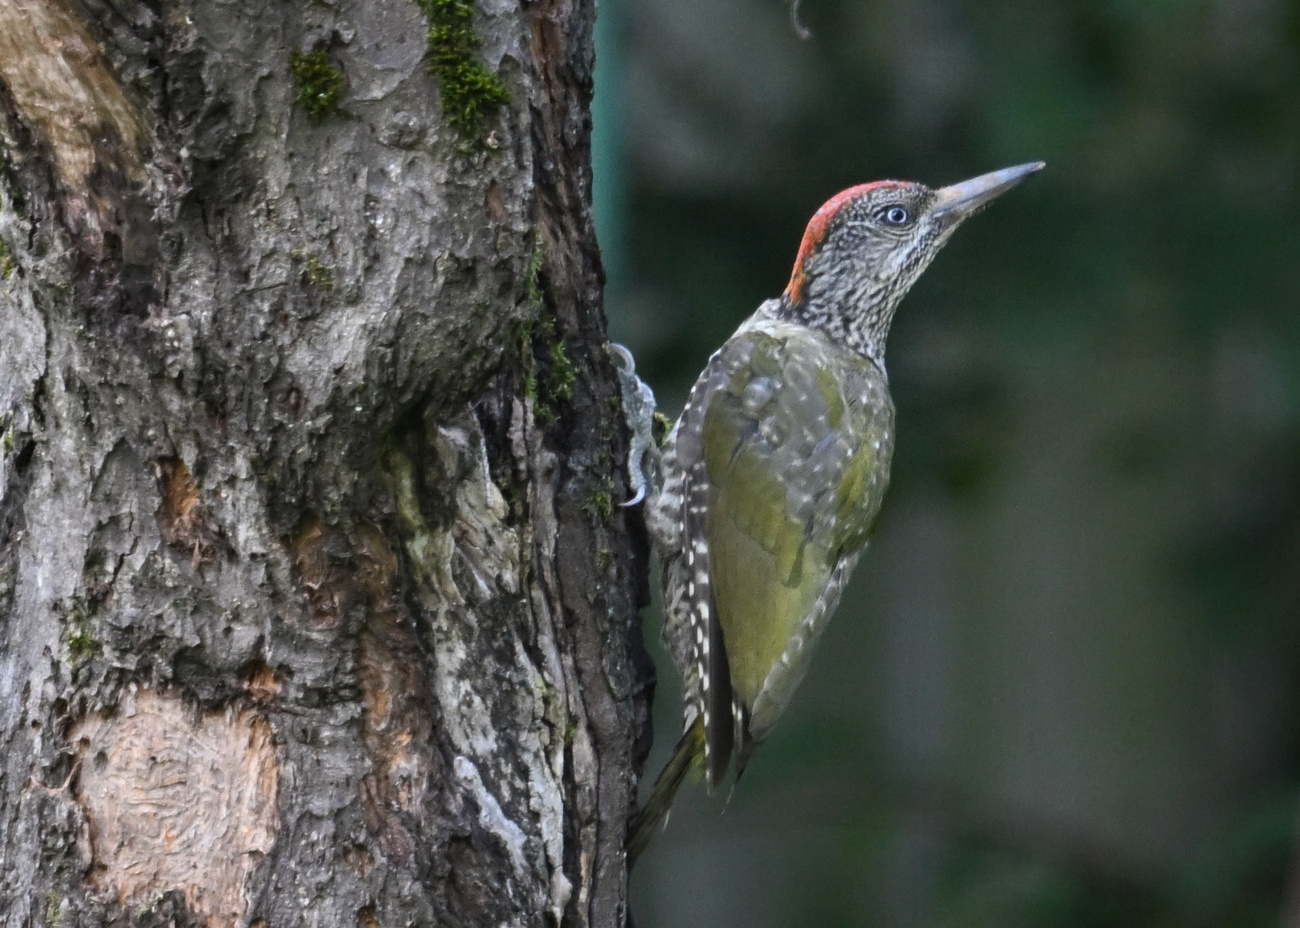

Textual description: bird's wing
[676,321,891,772]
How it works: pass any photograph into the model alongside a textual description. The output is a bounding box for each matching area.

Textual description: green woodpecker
[630,162,1044,859]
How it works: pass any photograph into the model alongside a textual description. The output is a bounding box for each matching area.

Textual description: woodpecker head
[782,162,1045,359]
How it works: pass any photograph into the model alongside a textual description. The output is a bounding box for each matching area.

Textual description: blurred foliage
[604,0,1300,924]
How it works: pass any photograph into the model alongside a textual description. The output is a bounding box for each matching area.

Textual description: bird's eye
[880,205,911,226]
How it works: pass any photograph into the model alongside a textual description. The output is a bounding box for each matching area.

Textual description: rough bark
[0,1,650,926]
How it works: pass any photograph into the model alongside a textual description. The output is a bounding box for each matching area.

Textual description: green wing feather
[694,321,893,749]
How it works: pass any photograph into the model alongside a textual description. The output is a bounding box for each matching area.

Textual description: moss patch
[582,485,614,523]
[415,0,510,136]
[525,234,545,305]
[59,596,100,664]
[546,338,576,403]
[66,623,98,661]
[518,234,576,423]
[289,48,344,122]
[653,411,672,446]
[381,446,442,588]
[291,249,335,293]
[522,315,578,425]
[0,237,13,280]
[44,891,62,928]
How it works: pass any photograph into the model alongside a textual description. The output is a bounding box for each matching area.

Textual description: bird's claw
[611,343,660,507]
[621,485,646,508]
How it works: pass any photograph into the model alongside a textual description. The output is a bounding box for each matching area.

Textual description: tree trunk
[0,1,650,925]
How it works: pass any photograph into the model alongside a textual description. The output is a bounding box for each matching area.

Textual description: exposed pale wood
[71,690,279,928]
[0,0,150,253]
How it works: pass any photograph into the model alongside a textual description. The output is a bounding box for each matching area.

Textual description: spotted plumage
[630,162,1044,861]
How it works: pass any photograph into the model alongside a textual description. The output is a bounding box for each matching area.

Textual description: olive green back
[693,319,895,732]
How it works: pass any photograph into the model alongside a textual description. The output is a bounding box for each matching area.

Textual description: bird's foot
[610,343,660,507]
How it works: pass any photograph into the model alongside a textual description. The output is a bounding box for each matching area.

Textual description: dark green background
[593,0,1300,924]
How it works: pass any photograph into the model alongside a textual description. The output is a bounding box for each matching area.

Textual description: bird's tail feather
[627,717,706,864]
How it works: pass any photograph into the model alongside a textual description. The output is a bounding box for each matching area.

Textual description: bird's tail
[627,717,706,864]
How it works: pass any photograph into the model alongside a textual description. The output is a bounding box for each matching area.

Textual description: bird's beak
[931,162,1045,220]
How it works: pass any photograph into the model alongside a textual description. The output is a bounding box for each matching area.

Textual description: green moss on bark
[289,48,344,122]
[414,0,510,136]
[582,485,614,523]
[525,234,545,305]
[291,249,335,293]
[521,315,578,425]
